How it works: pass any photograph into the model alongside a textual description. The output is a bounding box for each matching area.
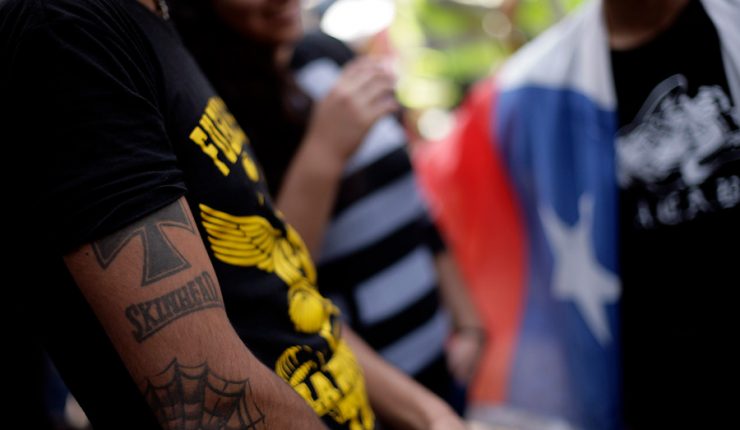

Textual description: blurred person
[415,0,739,429]
[168,0,484,419]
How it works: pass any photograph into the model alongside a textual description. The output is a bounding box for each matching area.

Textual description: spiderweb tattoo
[144,359,266,429]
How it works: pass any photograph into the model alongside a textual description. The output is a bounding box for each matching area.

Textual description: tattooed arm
[63,198,326,429]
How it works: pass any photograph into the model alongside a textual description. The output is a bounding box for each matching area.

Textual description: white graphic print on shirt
[616,74,740,228]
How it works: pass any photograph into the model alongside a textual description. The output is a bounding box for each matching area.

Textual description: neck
[605,0,690,50]
[138,0,157,13]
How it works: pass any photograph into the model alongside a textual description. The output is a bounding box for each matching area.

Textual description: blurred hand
[466,420,496,430]
[447,329,486,384]
[429,412,467,430]
[305,57,398,164]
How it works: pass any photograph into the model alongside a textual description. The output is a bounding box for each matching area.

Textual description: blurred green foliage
[390,0,585,109]
[516,0,584,37]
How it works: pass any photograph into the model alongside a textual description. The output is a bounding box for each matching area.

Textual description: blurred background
[305,0,583,142]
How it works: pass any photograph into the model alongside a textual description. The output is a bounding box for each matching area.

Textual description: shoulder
[498,1,601,89]
[292,31,355,69]
[0,0,41,19]
[2,0,157,83]
[702,0,740,43]
[1,0,129,27]
[1,0,144,50]
[496,0,616,110]
[2,0,164,127]
[0,0,43,45]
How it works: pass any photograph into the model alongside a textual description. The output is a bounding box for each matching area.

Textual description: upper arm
[63,197,226,343]
[64,197,232,380]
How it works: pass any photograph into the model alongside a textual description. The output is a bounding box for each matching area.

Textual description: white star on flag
[539,194,621,346]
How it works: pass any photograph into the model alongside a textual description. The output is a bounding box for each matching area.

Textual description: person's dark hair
[169,0,311,195]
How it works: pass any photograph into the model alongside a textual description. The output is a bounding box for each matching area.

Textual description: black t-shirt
[2,1,373,429]
[611,0,740,426]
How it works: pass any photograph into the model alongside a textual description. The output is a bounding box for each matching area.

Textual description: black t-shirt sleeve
[7,2,186,252]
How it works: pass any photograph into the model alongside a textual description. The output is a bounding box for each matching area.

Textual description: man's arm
[342,326,465,430]
[63,198,326,429]
[436,252,486,384]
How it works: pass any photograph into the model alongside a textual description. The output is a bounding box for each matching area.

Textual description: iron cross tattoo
[93,200,195,286]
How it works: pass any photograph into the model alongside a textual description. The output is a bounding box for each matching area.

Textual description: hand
[466,420,496,430]
[304,57,398,164]
[447,328,486,384]
[429,412,467,430]
[428,412,497,430]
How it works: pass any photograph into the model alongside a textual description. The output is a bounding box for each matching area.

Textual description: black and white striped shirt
[292,34,453,394]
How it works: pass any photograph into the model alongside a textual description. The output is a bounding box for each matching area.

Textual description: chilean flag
[415,1,740,429]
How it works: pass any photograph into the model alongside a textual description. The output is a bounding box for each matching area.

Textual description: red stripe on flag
[414,79,527,404]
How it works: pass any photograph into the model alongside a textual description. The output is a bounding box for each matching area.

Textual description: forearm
[435,252,482,331]
[342,325,460,430]
[277,133,345,256]
[435,252,485,385]
[131,312,324,429]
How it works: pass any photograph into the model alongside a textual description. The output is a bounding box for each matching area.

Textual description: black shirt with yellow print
[2,0,373,429]
[128,2,374,429]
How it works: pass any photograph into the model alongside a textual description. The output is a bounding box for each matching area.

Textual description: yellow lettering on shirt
[205,97,247,156]
[189,126,230,176]
[189,97,259,181]
[199,115,237,163]
[242,153,260,182]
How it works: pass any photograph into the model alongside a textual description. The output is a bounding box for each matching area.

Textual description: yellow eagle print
[200,203,314,284]
[275,342,374,430]
[198,204,374,429]
[199,204,337,335]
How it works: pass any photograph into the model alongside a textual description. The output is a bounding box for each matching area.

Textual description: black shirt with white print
[611,0,740,427]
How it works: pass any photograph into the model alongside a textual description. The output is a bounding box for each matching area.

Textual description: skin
[343,326,465,430]
[66,198,326,429]
[213,0,304,48]
[436,253,485,385]
[604,0,691,50]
